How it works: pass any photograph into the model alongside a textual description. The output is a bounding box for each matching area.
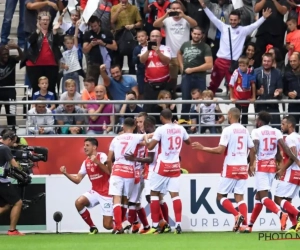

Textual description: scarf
[99,46,111,76]
[238,68,255,89]
[147,1,170,37]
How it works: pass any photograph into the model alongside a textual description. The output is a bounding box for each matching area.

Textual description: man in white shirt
[192,107,255,232]
[144,109,191,234]
[199,0,272,94]
[27,97,55,135]
[275,115,300,233]
[153,1,197,94]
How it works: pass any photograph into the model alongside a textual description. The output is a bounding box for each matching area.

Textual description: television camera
[7,145,48,210]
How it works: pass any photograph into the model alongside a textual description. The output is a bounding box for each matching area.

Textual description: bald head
[95,85,106,100]
[150,30,162,44]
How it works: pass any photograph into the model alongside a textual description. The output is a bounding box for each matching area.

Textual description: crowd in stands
[1,0,300,135]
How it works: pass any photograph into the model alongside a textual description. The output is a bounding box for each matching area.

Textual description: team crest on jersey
[101,34,106,39]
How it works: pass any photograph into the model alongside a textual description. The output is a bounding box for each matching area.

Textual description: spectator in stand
[132,30,148,100]
[153,1,197,94]
[254,0,288,62]
[199,0,272,94]
[94,0,113,30]
[254,53,283,129]
[111,0,142,74]
[83,16,117,82]
[81,76,96,109]
[229,56,256,126]
[140,30,171,113]
[151,90,177,124]
[60,79,82,106]
[189,88,202,133]
[180,0,210,36]
[0,0,25,48]
[24,0,59,37]
[100,64,138,112]
[27,97,55,135]
[24,11,62,98]
[266,45,285,73]
[55,98,85,134]
[243,42,257,68]
[283,52,300,132]
[119,90,143,119]
[144,0,172,40]
[177,26,213,120]
[197,90,224,134]
[60,20,82,93]
[32,76,55,111]
[203,0,233,61]
[286,18,300,55]
[58,8,85,77]
[0,44,23,128]
[87,85,115,134]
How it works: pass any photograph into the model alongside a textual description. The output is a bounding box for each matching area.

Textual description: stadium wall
[1,175,298,233]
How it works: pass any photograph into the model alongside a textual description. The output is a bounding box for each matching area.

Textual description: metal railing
[0,99,299,135]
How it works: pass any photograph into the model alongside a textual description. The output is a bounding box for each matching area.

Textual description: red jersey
[229,68,255,106]
[140,45,171,83]
[78,152,110,197]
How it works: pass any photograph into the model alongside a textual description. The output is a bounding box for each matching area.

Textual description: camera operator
[0,131,24,236]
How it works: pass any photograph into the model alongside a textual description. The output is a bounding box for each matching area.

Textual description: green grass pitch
[1,232,299,250]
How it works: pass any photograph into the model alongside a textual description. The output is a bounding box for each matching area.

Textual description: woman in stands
[243,42,258,68]
[23,11,62,99]
[151,90,177,125]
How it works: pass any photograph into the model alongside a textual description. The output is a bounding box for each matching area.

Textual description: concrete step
[0,3,19,13]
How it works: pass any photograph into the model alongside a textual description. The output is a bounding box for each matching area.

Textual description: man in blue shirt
[100,64,139,112]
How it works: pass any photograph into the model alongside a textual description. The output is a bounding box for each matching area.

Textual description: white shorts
[150,172,180,193]
[255,172,276,192]
[82,190,113,216]
[275,181,300,199]
[217,177,246,195]
[129,181,144,203]
[108,175,135,198]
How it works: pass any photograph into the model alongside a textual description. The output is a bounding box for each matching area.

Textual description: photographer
[0,131,24,236]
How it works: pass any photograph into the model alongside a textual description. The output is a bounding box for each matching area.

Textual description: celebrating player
[192,107,255,232]
[247,112,300,232]
[274,116,300,232]
[107,117,148,234]
[145,109,191,234]
[60,138,113,234]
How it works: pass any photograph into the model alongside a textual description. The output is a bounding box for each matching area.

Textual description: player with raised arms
[144,109,191,234]
[274,115,300,232]
[192,107,256,232]
[60,137,113,234]
[107,117,148,234]
[246,112,300,232]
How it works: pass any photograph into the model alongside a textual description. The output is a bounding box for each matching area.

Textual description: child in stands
[60,79,82,107]
[229,56,256,126]
[32,76,55,111]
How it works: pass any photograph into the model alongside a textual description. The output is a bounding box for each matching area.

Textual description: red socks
[172,197,182,225]
[160,201,169,223]
[121,205,128,222]
[220,198,238,216]
[238,201,248,225]
[281,200,299,226]
[128,206,137,225]
[250,200,263,225]
[136,207,149,227]
[262,197,280,215]
[79,208,95,228]
[150,196,160,227]
[113,204,123,230]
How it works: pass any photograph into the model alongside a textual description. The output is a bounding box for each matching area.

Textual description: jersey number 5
[168,136,182,150]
